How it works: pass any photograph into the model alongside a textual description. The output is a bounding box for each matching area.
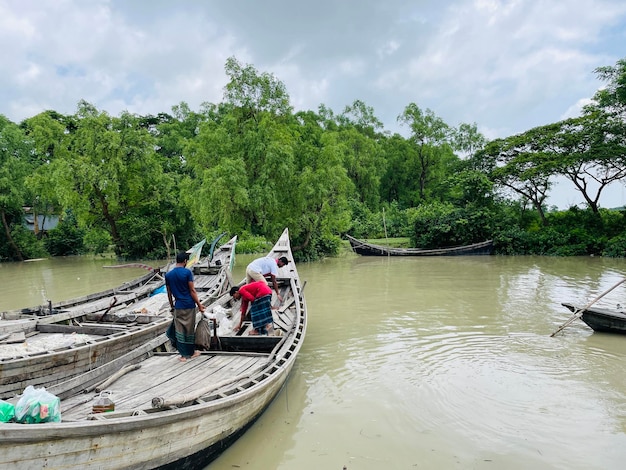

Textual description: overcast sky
[2,0,626,208]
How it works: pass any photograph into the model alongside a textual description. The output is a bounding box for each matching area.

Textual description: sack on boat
[15,385,61,424]
[217,316,234,336]
[195,317,212,350]
[0,399,15,422]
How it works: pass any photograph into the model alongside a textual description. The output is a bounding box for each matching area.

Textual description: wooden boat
[561,302,626,334]
[0,228,306,470]
[346,234,494,256]
[0,235,237,399]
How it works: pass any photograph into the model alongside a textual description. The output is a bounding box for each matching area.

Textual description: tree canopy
[1,55,626,261]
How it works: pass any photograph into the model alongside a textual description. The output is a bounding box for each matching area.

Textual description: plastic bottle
[92,391,115,413]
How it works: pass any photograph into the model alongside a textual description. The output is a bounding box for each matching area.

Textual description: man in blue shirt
[165,251,205,361]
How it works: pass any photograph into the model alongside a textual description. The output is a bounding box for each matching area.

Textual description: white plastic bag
[15,385,61,424]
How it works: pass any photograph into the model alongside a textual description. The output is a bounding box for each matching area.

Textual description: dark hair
[229,286,240,296]
[278,256,289,265]
[176,251,190,263]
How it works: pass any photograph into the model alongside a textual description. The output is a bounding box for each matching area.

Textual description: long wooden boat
[0,228,306,470]
[0,236,237,399]
[346,234,494,256]
[561,302,626,334]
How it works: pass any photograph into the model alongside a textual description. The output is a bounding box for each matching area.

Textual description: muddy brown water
[2,254,626,469]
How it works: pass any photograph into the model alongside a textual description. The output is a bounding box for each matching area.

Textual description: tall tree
[548,114,626,213]
[223,56,292,121]
[474,130,553,225]
[0,116,33,260]
[22,111,69,238]
[397,103,452,201]
[452,122,487,159]
[50,102,171,256]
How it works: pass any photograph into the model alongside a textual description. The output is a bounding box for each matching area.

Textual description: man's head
[230,286,241,300]
[277,256,289,268]
[176,251,190,264]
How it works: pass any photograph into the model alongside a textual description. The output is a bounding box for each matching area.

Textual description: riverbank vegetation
[1,56,625,261]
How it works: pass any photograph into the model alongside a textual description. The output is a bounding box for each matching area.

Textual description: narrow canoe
[346,235,494,256]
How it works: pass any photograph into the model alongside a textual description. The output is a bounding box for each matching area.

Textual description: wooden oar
[550,278,626,337]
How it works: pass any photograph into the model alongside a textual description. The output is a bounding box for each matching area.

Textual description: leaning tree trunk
[1,209,24,261]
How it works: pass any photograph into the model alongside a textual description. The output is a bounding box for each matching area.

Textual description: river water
[2,253,626,469]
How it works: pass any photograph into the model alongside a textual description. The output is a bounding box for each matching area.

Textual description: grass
[364,237,412,248]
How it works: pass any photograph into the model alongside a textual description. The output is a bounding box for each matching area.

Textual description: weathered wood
[0,229,306,470]
[0,331,26,344]
[0,236,238,400]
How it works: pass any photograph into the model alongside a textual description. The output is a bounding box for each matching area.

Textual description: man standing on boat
[245,256,289,302]
[230,282,274,335]
[165,251,205,361]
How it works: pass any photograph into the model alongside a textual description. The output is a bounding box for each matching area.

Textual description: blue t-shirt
[165,267,195,309]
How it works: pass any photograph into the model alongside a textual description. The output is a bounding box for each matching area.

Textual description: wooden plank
[37,324,127,336]
[0,331,26,344]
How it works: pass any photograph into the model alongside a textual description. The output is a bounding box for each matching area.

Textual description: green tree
[397,103,452,201]
[223,56,292,120]
[49,102,173,257]
[452,122,487,159]
[22,111,69,239]
[0,116,34,260]
[548,114,626,213]
[475,129,554,225]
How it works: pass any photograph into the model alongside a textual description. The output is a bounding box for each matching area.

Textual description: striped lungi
[166,308,197,358]
[250,294,273,333]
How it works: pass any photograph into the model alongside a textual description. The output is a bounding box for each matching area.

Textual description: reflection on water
[2,254,626,469]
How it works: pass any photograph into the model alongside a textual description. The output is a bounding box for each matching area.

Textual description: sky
[1,0,626,208]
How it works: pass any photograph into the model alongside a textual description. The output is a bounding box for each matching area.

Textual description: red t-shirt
[239,281,272,313]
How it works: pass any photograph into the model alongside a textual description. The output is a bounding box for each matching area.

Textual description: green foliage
[412,202,495,248]
[235,234,271,254]
[492,206,626,256]
[2,56,626,261]
[10,226,48,259]
[82,228,111,255]
[295,233,343,261]
[346,199,381,238]
[44,212,86,256]
[603,235,626,257]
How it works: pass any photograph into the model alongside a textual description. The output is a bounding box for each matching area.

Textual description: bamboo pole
[550,278,626,337]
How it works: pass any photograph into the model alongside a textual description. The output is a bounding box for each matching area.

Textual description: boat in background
[0,235,237,399]
[0,228,306,470]
[561,302,626,334]
[346,234,494,256]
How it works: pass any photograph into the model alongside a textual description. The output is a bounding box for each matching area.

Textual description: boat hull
[0,360,293,469]
[346,235,494,256]
[0,236,237,399]
[562,302,626,334]
[0,229,306,470]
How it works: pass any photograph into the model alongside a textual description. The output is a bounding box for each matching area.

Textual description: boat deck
[61,351,270,422]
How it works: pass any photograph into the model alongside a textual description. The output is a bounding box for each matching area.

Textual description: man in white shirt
[246,256,289,302]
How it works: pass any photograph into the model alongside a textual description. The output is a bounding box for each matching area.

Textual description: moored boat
[346,235,494,256]
[561,302,626,334]
[0,235,237,399]
[0,228,305,469]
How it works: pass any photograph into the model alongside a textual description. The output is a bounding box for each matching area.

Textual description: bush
[44,214,85,256]
[603,235,626,257]
[11,226,48,259]
[235,233,271,254]
[83,228,112,255]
